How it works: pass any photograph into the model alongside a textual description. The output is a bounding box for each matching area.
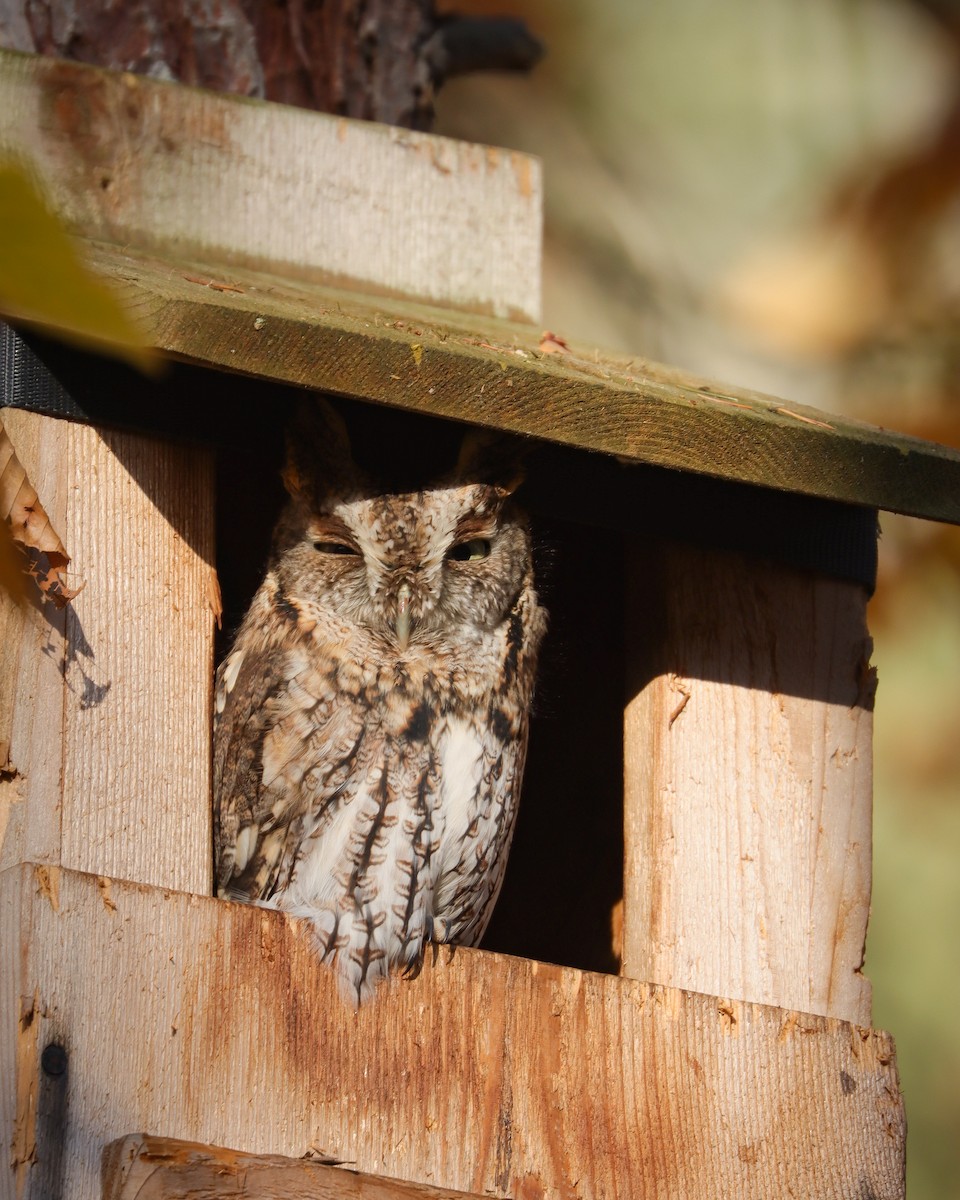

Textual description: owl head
[271,400,535,650]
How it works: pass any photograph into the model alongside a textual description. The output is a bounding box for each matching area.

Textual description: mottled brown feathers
[214,400,546,1003]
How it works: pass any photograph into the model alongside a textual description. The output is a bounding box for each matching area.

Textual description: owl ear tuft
[455,429,528,496]
[282,399,362,503]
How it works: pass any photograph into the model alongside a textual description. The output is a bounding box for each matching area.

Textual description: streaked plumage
[214,401,546,1003]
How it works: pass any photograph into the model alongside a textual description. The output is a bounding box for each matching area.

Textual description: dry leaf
[539,330,570,354]
[0,519,28,606]
[0,417,82,607]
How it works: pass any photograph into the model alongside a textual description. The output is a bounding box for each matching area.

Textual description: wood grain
[102,1134,493,1200]
[12,237,956,525]
[623,543,875,1027]
[0,410,215,894]
[0,408,67,873]
[0,860,25,1198]
[0,48,542,322]
[59,420,215,893]
[0,50,957,520]
[2,864,904,1200]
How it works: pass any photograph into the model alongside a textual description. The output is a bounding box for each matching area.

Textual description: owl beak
[395,580,413,650]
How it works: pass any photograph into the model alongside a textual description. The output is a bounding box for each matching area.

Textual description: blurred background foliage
[434,1,960,1194]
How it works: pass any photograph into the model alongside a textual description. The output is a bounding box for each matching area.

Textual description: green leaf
[0,158,156,372]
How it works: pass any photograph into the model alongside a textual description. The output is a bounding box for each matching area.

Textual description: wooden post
[0,409,68,873]
[623,541,875,1027]
[0,407,215,894]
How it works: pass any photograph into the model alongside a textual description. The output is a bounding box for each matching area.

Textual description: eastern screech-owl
[214,401,546,1003]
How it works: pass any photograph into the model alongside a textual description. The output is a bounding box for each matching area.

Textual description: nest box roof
[1,48,959,524]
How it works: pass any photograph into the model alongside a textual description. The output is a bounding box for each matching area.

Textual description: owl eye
[447,537,492,563]
[313,540,359,556]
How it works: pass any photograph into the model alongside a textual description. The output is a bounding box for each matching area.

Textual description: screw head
[40,1043,67,1077]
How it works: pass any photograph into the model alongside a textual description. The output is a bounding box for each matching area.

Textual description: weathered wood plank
[102,1134,493,1200]
[0,49,956,521]
[2,865,905,1200]
[14,236,956,525]
[0,861,27,1197]
[623,544,874,1027]
[0,408,67,874]
[0,48,541,323]
[58,420,215,893]
[0,410,215,893]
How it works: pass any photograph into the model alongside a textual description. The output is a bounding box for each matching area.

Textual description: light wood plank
[2,865,904,1200]
[16,237,957,525]
[0,411,214,892]
[0,861,25,1198]
[59,422,214,894]
[0,50,957,520]
[102,1134,493,1200]
[623,543,874,1027]
[0,48,541,323]
[0,408,67,873]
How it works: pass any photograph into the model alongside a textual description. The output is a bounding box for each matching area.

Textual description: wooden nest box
[2,50,959,1200]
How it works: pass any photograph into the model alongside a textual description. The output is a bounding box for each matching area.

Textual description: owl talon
[432,916,454,944]
[401,953,425,980]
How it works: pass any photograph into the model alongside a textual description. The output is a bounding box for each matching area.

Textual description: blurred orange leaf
[539,330,570,354]
[0,158,156,372]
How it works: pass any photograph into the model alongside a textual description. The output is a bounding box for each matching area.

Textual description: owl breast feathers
[214,401,546,1003]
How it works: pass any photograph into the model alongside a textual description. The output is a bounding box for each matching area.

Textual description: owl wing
[429,707,528,950]
[213,640,376,905]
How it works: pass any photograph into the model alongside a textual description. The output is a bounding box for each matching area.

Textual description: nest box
[2,48,959,1200]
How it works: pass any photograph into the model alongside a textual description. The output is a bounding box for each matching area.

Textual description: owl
[214,400,546,1003]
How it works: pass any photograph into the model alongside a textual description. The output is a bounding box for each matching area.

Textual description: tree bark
[0,0,541,129]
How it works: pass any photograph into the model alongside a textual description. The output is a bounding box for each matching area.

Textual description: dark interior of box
[213,387,627,976]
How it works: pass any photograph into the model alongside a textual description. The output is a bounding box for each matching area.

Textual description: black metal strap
[526,450,878,594]
[1,321,89,419]
[763,499,878,593]
[650,466,880,594]
[0,321,246,444]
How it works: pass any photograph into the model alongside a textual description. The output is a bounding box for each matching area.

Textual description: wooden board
[0,50,957,523]
[0,409,67,871]
[2,864,905,1200]
[6,237,956,524]
[0,49,542,323]
[102,1135,493,1200]
[623,544,874,1028]
[0,409,215,894]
